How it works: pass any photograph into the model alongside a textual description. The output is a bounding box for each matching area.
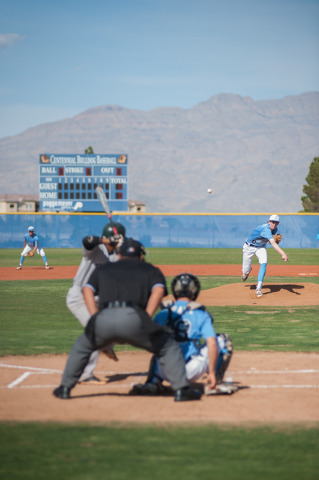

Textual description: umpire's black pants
[61,306,189,391]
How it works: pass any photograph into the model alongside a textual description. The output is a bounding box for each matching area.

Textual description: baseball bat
[95,186,118,234]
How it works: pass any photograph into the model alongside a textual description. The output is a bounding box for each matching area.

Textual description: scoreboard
[39,154,128,212]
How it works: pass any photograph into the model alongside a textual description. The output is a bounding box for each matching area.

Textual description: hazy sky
[1,0,318,138]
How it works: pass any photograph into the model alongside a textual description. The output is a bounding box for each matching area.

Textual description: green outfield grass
[0,423,318,480]
[146,247,319,266]
[0,248,83,267]
[0,276,318,355]
[1,247,318,477]
[0,247,318,353]
[0,247,318,267]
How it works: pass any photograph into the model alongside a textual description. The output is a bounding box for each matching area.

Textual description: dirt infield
[1,351,318,425]
[1,264,318,281]
[2,265,318,307]
[197,282,319,306]
[1,264,318,425]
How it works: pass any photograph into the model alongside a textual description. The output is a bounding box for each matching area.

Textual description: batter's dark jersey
[85,259,167,310]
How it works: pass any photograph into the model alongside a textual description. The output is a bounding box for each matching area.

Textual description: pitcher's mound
[197,283,319,306]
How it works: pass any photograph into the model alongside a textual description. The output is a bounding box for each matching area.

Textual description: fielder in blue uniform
[17,226,49,269]
[242,214,288,297]
[131,273,236,396]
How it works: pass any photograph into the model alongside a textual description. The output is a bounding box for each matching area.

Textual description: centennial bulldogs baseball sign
[39,154,128,212]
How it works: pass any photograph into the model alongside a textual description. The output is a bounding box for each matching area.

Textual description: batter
[66,222,125,384]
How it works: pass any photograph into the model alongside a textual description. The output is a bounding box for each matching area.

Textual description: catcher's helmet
[101,222,126,238]
[171,273,201,301]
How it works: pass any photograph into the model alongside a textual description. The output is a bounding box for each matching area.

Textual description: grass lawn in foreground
[0,423,318,480]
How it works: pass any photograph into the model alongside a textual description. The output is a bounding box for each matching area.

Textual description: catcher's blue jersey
[153,300,216,361]
[24,233,39,246]
[246,223,278,248]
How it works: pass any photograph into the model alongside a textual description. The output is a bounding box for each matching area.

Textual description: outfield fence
[0,213,318,249]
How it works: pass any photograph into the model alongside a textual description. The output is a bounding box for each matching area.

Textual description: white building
[128,199,146,213]
[0,194,39,213]
[0,194,145,213]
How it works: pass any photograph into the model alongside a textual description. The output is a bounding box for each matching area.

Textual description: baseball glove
[27,251,34,257]
[273,234,282,244]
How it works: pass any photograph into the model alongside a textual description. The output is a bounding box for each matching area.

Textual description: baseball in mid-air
[207,188,212,194]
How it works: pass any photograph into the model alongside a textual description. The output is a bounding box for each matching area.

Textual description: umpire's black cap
[119,238,146,258]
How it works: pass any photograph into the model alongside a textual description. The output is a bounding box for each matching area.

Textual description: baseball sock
[20,256,24,265]
[43,255,48,264]
[257,263,267,290]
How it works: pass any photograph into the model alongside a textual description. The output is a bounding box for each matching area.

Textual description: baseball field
[0,247,319,479]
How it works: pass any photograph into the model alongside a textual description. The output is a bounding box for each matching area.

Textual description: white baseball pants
[155,336,226,383]
[66,286,100,382]
[66,286,116,382]
[22,244,46,257]
[242,243,267,275]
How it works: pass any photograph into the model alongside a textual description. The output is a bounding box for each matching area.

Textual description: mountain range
[0,92,318,213]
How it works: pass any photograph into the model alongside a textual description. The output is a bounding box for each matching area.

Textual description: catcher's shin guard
[145,354,157,383]
[145,354,164,384]
[216,333,233,384]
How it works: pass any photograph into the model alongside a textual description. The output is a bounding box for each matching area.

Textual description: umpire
[53,238,202,402]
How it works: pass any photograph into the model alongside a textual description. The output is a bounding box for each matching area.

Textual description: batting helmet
[171,273,201,301]
[101,222,126,239]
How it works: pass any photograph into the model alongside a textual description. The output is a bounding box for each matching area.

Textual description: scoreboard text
[39,154,128,212]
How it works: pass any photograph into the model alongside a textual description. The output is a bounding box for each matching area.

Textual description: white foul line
[298,273,317,276]
[1,363,319,390]
[229,369,319,375]
[0,364,145,376]
[1,383,319,390]
[2,364,317,376]
[0,363,62,373]
[249,385,319,389]
[7,372,31,388]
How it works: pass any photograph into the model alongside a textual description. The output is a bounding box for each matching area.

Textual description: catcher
[241,214,288,297]
[131,273,237,397]
[17,226,49,270]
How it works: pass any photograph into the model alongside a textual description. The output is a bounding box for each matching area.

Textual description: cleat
[53,386,71,399]
[78,375,107,385]
[174,386,202,402]
[256,289,263,298]
[17,266,22,270]
[45,265,50,270]
[129,382,172,396]
[241,273,249,282]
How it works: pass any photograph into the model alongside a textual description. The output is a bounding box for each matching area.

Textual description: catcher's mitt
[27,251,34,257]
[273,234,282,244]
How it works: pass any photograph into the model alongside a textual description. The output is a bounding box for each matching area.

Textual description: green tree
[301,157,319,212]
[84,146,94,154]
